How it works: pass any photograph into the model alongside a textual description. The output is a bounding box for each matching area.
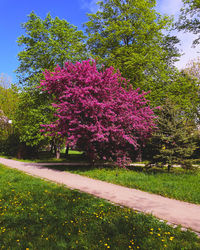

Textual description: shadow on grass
[2,151,198,175]
[34,162,198,176]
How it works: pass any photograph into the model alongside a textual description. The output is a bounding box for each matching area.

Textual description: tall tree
[85,0,177,87]
[14,12,88,156]
[16,11,87,87]
[177,0,200,46]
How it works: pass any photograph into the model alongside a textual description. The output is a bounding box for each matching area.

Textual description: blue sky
[0,0,199,84]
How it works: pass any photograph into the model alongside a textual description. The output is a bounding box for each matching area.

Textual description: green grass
[0,164,199,249]
[43,164,200,204]
[1,152,200,204]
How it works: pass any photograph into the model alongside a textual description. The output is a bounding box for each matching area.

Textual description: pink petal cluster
[40,60,156,167]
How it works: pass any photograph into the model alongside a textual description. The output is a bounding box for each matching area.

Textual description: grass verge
[0,164,199,249]
[1,152,200,204]
[42,164,200,204]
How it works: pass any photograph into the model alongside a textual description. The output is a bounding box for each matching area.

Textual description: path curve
[0,158,200,233]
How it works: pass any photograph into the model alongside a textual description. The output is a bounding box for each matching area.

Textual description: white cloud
[79,0,99,13]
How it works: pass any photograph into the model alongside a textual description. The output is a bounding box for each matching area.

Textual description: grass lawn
[51,164,200,204]
[0,164,199,249]
[1,152,200,204]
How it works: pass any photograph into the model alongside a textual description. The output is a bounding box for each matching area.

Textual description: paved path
[0,157,200,233]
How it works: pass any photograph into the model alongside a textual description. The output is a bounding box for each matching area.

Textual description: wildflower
[170,237,174,241]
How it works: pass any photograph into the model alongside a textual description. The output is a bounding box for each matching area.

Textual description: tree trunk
[65,144,69,158]
[17,144,26,159]
[56,146,60,159]
[136,148,142,162]
[50,140,54,155]
[54,144,61,159]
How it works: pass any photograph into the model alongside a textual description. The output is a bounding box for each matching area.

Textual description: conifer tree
[146,100,197,171]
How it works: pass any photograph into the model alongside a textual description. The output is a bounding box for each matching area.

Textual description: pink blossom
[40,60,156,167]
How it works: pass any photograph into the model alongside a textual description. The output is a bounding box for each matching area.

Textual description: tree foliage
[0,74,18,119]
[146,100,197,171]
[14,12,88,155]
[13,88,54,149]
[16,11,87,87]
[40,60,156,166]
[177,0,200,46]
[85,0,178,87]
[183,57,200,81]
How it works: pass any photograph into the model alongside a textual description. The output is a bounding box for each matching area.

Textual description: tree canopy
[16,11,87,87]
[85,0,177,86]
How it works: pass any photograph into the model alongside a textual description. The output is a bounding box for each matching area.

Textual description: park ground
[0,154,200,249]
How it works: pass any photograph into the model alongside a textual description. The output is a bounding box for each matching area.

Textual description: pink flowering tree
[40,60,156,167]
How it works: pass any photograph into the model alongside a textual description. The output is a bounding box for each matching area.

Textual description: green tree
[0,75,19,156]
[85,0,177,87]
[0,74,18,119]
[84,0,198,117]
[183,57,200,81]
[16,11,87,87]
[13,89,54,153]
[14,12,87,157]
[177,0,200,46]
[146,100,197,171]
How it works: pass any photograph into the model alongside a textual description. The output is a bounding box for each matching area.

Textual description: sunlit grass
[1,152,200,204]
[0,164,199,249]
[45,164,200,204]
